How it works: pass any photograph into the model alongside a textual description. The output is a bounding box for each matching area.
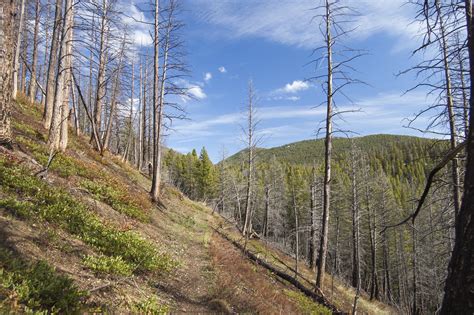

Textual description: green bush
[81,179,149,222]
[131,296,169,314]
[83,255,133,276]
[0,248,84,313]
[284,290,332,315]
[0,157,175,274]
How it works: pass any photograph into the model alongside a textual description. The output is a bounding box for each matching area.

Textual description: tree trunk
[43,0,63,129]
[0,0,15,145]
[91,0,109,149]
[242,81,255,236]
[441,0,474,312]
[316,0,333,290]
[12,0,25,100]
[28,0,40,103]
[59,0,74,152]
[150,0,161,201]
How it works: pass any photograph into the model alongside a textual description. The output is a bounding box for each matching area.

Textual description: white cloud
[190,0,422,51]
[218,66,227,73]
[281,80,309,94]
[188,86,207,100]
[204,72,213,82]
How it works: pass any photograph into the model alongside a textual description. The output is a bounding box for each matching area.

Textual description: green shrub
[0,158,175,274]
[83,255,133,276]
[131,296,169,314]
[0,198,34,219]
[15,136,90,178]
[81,179,149,222]
[0,248,84,313]
[284,290,332,315]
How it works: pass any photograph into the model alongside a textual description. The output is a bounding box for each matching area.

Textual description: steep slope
[0,97,394,313]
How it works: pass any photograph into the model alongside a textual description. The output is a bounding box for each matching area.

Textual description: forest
[1,0,474,314]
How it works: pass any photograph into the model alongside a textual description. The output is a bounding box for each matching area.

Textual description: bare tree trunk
[316,0,333,290]
[12,0,25,100]
[441,0,474,312]
[48,0,70,151]
[309,167,317,270]
[123,61,135,163]
[27,0,40,103]
[59,0,74,152]
[92,0,109,149]
[293,191,299,280]
[242,81,255,236]
[150,0,161,201]
[137,61,143,170]
[263,186,269,237]
[102,35,125,153]
[412,223,418,315]
[43,0,63,129]
[0,0,15,145]
[436,0,461,217]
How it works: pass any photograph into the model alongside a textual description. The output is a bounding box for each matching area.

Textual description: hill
[0,96,395,313]
[226,134,444,166]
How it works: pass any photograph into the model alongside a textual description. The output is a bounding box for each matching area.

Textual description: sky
[129,0,442,162]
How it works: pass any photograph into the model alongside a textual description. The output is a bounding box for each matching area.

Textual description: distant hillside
[225,134,448,207]
[226,134,445,166]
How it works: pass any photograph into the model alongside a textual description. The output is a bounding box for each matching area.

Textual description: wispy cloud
[218,66,227,73]
[191,0,422,50]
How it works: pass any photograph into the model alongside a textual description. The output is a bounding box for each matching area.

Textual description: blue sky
[128,0,440,162]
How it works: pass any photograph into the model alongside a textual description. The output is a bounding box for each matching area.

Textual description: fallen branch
[213,228,341,314]
[381,141,466,233]
[71,72,103,152]
[34,149,59,178]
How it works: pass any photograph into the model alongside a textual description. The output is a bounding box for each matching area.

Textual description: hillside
[0,97,397,313]
[226,134,444,166]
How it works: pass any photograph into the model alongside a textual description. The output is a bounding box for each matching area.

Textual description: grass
[130,296,169,314]
[82,255,133,276]
[0,247,84,313]
[284,290,332,315]
[80,179,149,222]
[0,156,176,274]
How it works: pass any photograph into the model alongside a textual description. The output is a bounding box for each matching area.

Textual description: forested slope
[0,96,396,313]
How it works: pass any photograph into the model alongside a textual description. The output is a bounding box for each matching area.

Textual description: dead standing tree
[0,0,16,145]
[310,0,365,291]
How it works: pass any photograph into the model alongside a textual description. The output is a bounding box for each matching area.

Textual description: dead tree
[242,80,258,236]
[150,0,161,201]
[12,0,25,100]
[312,0,365,290]
[0,0,16,145]
[441,0,474,311]
[27,0,40,103]
[43,0,63,129]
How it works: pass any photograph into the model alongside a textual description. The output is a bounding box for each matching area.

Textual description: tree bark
[28,0,40,103]
[43,0,63,129]
[150,0,161,201]
[12,0,25,100]
[316,0,333,290]
[0,0,15,145]
[441,0,474,312]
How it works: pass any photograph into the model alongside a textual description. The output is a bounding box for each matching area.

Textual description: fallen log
[213,228,342,314]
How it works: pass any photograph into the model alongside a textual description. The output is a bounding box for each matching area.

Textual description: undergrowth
[82,255,133,277]
[284,290,332,315]
[81,179,149,222]
[130,296,169,314]
[0,156,176,274]
[0,247,84,313]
